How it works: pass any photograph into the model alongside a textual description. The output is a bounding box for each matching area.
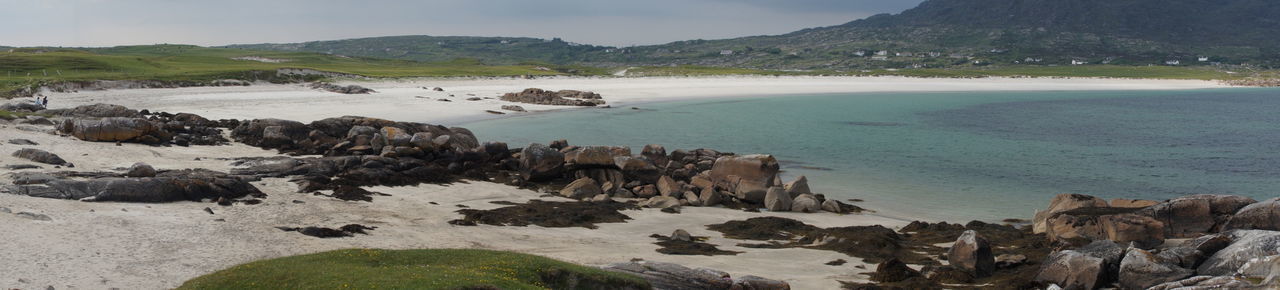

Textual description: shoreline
[42,75,1229,126]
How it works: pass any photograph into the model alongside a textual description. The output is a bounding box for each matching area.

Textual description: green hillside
[226,35,612,65]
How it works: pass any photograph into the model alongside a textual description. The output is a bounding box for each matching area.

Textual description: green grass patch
[177,249,650,290]
[0,109,50,121]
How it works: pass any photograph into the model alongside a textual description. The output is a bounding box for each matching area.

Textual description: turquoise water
[459,88,1280,222]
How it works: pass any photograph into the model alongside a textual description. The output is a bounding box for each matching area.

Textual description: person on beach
[41,96,48,107]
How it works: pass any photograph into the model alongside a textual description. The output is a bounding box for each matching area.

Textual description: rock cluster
[43,104,235,146]
[604,260,790,289]
[3,169,264,203]
[308,82,375,94]
[500,88,606,106]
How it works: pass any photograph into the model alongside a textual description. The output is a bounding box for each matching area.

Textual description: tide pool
[459,88,1280,222]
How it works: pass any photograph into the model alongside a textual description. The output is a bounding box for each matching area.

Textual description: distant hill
[226,0,1280,70]
[225,36,609,65]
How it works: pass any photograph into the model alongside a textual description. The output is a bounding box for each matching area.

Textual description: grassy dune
[177,249,650,290]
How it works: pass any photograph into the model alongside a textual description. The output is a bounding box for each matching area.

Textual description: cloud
[0,0,925,47]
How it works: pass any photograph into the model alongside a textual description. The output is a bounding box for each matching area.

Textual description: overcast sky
[0,0,924,48]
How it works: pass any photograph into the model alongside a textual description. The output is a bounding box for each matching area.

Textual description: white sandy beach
[2,76,1231,289]
[44,76,1227,125]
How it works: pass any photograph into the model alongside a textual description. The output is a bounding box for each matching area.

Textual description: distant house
[720,50,734,55]
[1071,59,1088,65]
[875,50,889,56]
[1198,56,1210,62]
[871,56,890,61]
[928,52,942,57]
[896,52,914,57]
[500,40,511,44]
[1165,60,1181,65]
[1024,57,1044,63]
[854,51,867,57]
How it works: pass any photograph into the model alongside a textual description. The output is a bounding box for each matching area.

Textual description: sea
[459,88,1280,222]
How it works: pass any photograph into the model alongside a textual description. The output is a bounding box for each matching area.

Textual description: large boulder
[125,162,157,178]
[56,103,141,118]
[1148,276,1259,290]
[500,88,605,106]
[1110,198,1160,209]
[1035,250,1106,290]
[61,117,167,143]
[641,144,668,165]
[1137,194,1257,238]
[783,175,811,196]
[948,230,995,278]
[871,258,921,283]
[12,148,67,165]
[4,169,262,202]
[709,154,779,195]
[566,146,618,168]
[1224,198,1280,231]
[616,156,661,184]
[560,177,603,200]
[656,175,680,197]
[791,194,821,213]
[1197,230,1280,276]
[644,196,681,209]
[519,143,565,181]
[573,169,624,193]
[698,187,722,207]
[763,186,792,212]
[231,118,309,149]
[1034,193,1109,234]
[1119,248,1194,290]
[1100,214,1166,249]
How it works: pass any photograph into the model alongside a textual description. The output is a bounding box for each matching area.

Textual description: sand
[43,76,1226,125]
[3,76,1226,289]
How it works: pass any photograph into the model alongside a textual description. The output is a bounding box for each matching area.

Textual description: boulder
[698,187,722,207]
[574,169,624,193]
[1035,250,1106,290]
[12,148,67,165]
[1197,230,1280,276]
[379,127,412,147]
[1119,248,1194,290]
[671,229,693,242]
[732,275,790,290]
[231,118,308,149]
[1100,214,1165,249]
[635,185,658,198]
[641,144,668,166]
[764,186,792,212]
[656,175,680,197]
[1034,193,1109,234]
[1044,207,1145,245]
[1223,198,1280,231]
[995,254,1028,269]
[560,177,604,200]
[519,143,564,181]
[5,169,262,202]
[7,139,38,145]
[821,199,846,214]
[125,162,157,178]
[733,178,769,203]
[61,117,166,143]
[1111,198,1160,209]
[568,146,618,168]
[791,194,821,213]
[1148,275,1258,290]
[1238,255,1280,285]
[644,196,681,209]
[500,88,605,106]
[58,103,141,118]
[603,261,734,290]
[948,230,996,278]
[783,175,811,196]
[500,105,526,112]
[1138,194,1257,238]
[616,156,661,184]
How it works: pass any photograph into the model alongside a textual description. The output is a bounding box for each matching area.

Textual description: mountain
[227,0,1280,70]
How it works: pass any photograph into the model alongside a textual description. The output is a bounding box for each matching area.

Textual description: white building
[1198,56,1210,62]
[854,51,867,57]
[1165,60,1181,65]
[720,50,734,55]
[1072,59,1088,65]
[875,50,889,56]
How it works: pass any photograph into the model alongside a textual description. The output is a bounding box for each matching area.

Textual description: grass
[177,249,651,290]
[0,45,601,97]
[0,109,50,120]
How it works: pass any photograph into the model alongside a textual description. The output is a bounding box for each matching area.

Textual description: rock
[12,149,67,165]
[733,178,769,203]
[821,199,846,214]
[56,103,140,118]
[124,162,157,178]
[656,175,680,197]
[1138,194,1257,238]
[6,169,263,203]
[15,212,52,221]
[791,194,821,213]
[732,275,791,290]
[1044,206,1144,245]
[568,146,617,168]
[644,196,681,209]
[616,156,661,184]
[1238,255,1280,285]
[1111,198,1160,209]
[640,144,668,164]
[635,185,658,198]
[560,177,603,200]
[1,102,44,112]
[1034,193,1110,234]
[1197,230,1280,276]
[61,117,167,144]
[698,187,722,207]
[549,139,569,150]
[379,127,412,147]
[230,118,308,149]
[683,191,702,206]
[709,155,780,191]
[763,187,792,211]
[1119,248,1195,290]
[308,82,374,94]
[948,230,996,278]
[872,258,921,283]
[1224,197,1280,231]
[784,176,811,196]
[995,254,1027,269]
[603,261,734,290]
[921,265,975,284]
[1148,275,1258,290]
[10,172,58,185]
[1035,250,1107,290]
[500,105,526,112]
[7,139,38,145]
[1154,233,1232,269]
[1100,214,1166,249]
[671,229,693,242]
[590,194,611,203]
[519,143,564,181]
[500,88,605,106]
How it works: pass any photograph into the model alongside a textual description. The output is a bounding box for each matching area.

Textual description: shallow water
[460,88,1280,222]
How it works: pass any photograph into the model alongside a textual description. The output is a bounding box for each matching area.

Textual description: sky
[0,0,924,48]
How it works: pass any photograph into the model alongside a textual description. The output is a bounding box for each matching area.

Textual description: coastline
[44,75,1228,126]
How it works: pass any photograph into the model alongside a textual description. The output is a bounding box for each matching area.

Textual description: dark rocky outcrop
[278,224,376,238]
[1196,230,1280,276]
[449,200,639,229]
[948,230,996,278]
[500,88,605,106]
[4,169,263,203]
[12,148,67,165]
[124,162,157,177]
[61,117,169,144]
[309,82,375,94]
[1118,248,1194,290]
[1224,197,1280,231]
[46,103,141,118]
[1137,194,1257,238]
